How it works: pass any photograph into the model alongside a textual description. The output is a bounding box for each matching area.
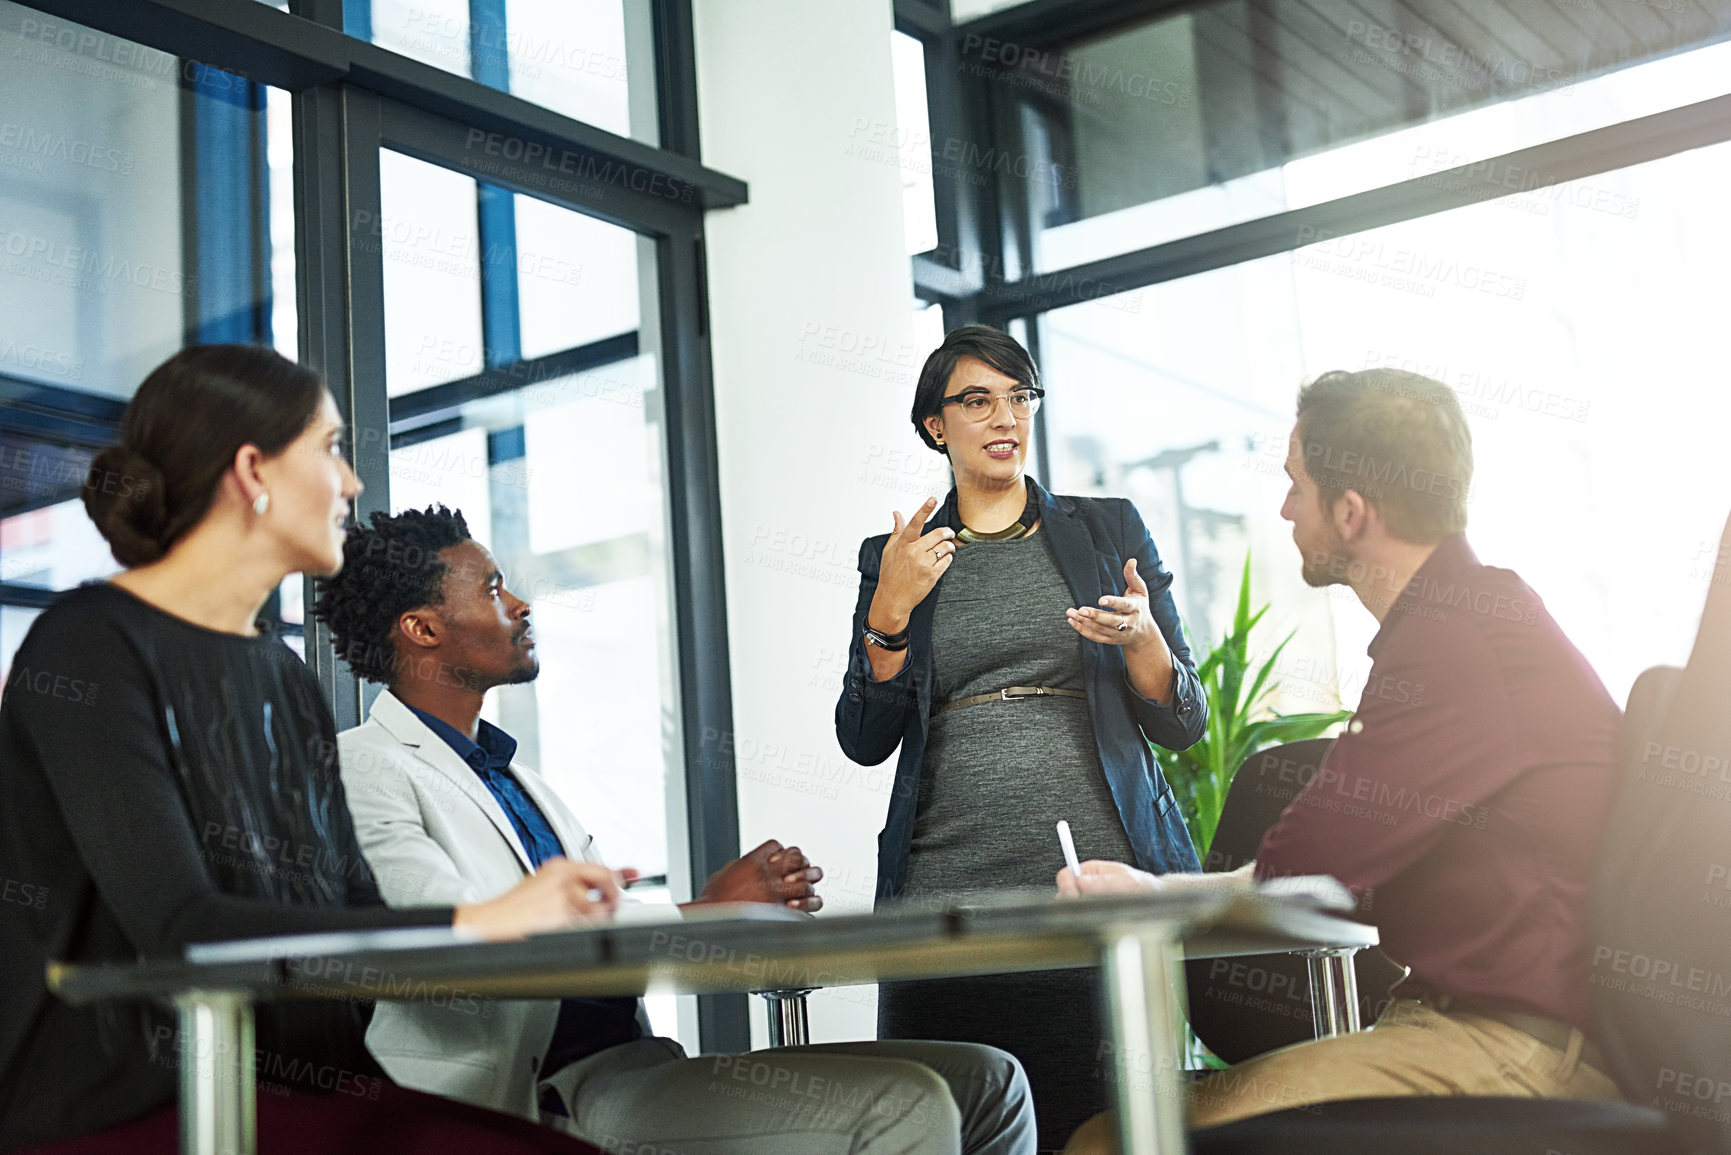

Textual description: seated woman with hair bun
[0,346,614,1154]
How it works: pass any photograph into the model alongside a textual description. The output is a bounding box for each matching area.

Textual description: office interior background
[2,0,1729,1053]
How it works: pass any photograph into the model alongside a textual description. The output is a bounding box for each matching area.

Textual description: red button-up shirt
[1255,535,1621,1030]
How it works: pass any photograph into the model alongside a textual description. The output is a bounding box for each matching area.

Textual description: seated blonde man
[1059,370,1625,1151]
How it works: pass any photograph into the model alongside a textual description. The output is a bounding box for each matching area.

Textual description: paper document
[1254,874,1357,912]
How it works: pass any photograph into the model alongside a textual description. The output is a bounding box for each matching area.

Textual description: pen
[1056,820,1082,885]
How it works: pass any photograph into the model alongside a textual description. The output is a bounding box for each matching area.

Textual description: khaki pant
[547,1036,1036,1155]
[1064,998,1624,1154]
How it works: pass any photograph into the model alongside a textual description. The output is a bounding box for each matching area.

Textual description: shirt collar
[1368,534,1479,659]
[405,704,519,774]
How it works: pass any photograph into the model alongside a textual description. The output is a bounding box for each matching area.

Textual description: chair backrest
[1185,739,1405,1064]
[1201,739,1336,873]
[1591,665,1731,1155]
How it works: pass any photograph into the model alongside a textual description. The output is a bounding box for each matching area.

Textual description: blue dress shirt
[405,705,641,1088]
[406,707,565,868]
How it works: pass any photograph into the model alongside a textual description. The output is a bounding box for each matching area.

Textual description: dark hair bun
[86,346,326,569]
[83,445,171,567]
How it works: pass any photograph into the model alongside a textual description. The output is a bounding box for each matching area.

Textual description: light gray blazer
[338,689,649,1120]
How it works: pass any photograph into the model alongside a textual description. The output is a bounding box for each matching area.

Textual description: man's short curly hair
[313,505,471,685]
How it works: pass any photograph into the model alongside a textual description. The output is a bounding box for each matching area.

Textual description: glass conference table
[48,884,1377,1155]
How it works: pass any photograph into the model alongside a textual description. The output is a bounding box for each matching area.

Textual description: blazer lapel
[1032,480,1114,702]
[915,490,972,719]
[511,766,593,864]
[1030,479,1101,609]
[909,587,939,719]
[368,691,536,873]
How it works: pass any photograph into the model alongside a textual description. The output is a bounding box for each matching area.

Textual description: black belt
[1418,995,1608,1072]
[935,685,1086,715]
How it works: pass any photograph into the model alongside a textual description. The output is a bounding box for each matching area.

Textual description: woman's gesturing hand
[453,857,621,941]
[1068,557,1178,704]
[869,496,958,630]
[1066,556,1158,649]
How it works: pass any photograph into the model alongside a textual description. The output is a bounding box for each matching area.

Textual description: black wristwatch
[864,626,910,652]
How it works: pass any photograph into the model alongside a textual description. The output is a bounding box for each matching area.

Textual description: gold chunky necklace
[956,484,1039,543]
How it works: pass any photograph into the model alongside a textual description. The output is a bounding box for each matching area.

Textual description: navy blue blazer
[836,479,1208,901]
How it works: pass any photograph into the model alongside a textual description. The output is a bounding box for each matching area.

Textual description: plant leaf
[1153,550,1354,859]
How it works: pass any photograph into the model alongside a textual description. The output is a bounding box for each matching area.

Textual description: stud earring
[253,492,270,517]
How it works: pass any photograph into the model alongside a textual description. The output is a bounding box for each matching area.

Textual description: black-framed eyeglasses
[940,387,1045,422]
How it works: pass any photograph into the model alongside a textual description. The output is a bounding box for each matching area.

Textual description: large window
[377,152,640,395]
[0,1,186,397]
[891,28,940,255]
[364,121,698,1035]
[378,151,678,895]
[990,2,1731,273]
[910,0,1731,716]
[1042,132,1731,704]
[0,0,298,661]
[1,0,746,1050]
[359,0,659,143]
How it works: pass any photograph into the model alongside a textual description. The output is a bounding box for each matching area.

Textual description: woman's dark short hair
[314,505,472,685]
[911,325,1041,453]
[1295,368,1473,544]
[83,345,326,567]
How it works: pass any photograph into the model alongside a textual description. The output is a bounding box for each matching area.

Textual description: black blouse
[0,583,452,1150]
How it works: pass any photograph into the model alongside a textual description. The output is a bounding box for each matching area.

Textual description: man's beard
[503,657,540,685]
[1298,524,1353,589]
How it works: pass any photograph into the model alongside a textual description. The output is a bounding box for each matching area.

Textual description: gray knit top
[903,529,1137,901]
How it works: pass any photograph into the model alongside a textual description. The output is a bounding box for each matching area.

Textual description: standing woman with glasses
[0,346,620,1154]
[835,325,1208,1149]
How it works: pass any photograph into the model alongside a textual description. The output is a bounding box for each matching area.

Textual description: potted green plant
[1155,555,1351,860]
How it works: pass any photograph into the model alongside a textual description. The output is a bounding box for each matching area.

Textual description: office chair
[1189,671,1696,1155]
[1183,738,1405,1064]
[1591,663,1730,1155]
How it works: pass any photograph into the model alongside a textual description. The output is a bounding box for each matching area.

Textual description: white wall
[694,0,951,1043]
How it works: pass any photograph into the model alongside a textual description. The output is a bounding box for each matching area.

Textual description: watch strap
[864,626,910,651]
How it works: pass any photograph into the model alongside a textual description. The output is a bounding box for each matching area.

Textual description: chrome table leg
[758,989,814,1047]
[1103,929,1189,1155]
[176,991,255,1155]
[1302,948,1363,1037]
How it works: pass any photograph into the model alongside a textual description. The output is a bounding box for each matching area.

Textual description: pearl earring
[253,492,270,517]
